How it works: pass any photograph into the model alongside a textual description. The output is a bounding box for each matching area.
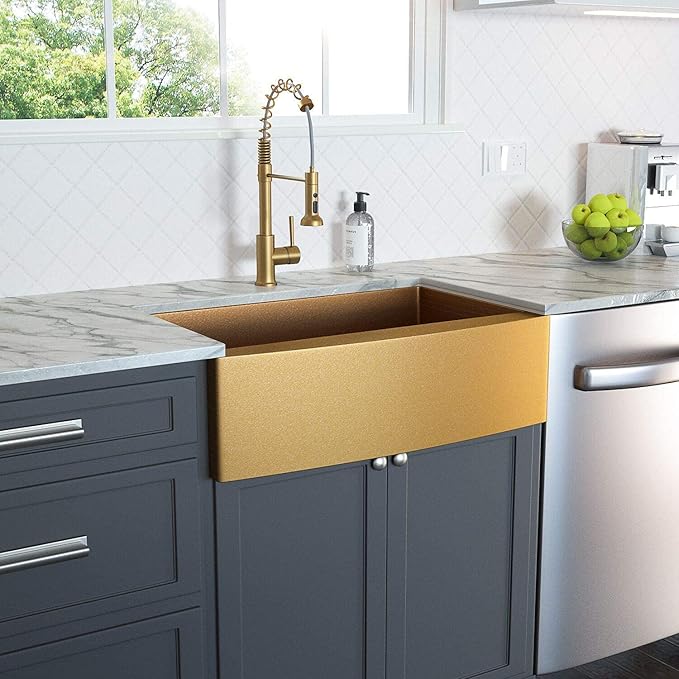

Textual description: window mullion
[218,0,229,116]
[422,0,445,125]
[409,0,425,120]
[103,0,116,119]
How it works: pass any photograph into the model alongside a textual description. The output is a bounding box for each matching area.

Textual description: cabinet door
[216,459,388,679]
[387,427,540,679]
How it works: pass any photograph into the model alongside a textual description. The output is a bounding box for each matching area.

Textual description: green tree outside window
[0,0,257,119]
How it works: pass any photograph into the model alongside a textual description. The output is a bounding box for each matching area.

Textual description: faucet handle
[272,217,301,267]
[288,215,295,247]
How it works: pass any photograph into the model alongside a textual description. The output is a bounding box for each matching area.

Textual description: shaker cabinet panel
[388,428,540,679]
[216,460,387,679]
[0,363,201,479]
[0,460,202,638]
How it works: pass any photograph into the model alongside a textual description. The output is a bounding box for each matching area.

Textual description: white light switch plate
[482,141,527,176]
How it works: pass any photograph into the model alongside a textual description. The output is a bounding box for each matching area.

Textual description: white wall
[1,5,679,297]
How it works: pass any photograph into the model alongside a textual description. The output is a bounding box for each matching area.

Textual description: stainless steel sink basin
[157,286,549,481]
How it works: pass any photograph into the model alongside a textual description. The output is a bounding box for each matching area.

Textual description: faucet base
[255,234,277,287]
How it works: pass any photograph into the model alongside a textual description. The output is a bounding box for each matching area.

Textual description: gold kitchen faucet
[255,78,323,287]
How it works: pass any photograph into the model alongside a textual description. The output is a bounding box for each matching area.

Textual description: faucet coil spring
[258,78,315,167]
[259,78,306,142]
[258,139,271,165]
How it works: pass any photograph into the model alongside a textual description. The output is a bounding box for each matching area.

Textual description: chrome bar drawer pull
[0,536,90,575]
[0,419,84,452]
[574,356,679,391]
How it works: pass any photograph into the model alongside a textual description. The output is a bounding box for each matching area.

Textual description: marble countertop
[3,247,679,387]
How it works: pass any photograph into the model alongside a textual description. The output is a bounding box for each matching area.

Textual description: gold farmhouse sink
[158,287,549,482]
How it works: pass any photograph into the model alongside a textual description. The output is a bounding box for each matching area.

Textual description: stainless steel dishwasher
[538,299,679,674]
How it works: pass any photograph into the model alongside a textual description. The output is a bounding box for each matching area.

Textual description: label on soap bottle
[345,223,369,266]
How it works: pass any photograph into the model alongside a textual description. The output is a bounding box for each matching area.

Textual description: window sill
[0,122,464,145]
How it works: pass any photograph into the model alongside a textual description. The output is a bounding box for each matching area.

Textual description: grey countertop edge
[0,344,227,388]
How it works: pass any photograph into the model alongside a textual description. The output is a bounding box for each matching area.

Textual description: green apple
[606,208,630,229]
[585,211,611,237]
[625,209,643,227]
[618,231,635,247]
[605,243,629,260]
[608,193,628,210]
[571,204,592,225]
[594,231,617,253]
[579,239,603,260]
[588,193,614,214]
[564,223,589,244]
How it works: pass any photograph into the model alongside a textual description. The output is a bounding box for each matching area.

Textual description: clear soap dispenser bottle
[344,192,374,272]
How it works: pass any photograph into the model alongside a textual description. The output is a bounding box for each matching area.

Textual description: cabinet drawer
[0,609,203,679]
[0,377,198,474]
[0,460,201,636]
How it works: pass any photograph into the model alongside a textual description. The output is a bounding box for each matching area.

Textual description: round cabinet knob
[371,457,388,471]
[392,453,408,467]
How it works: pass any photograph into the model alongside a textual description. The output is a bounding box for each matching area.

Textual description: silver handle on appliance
[0,536,89,574]
[574,357,679,391]
[0,419,84,452]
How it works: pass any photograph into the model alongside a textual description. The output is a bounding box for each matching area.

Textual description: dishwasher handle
[574,356,679,391]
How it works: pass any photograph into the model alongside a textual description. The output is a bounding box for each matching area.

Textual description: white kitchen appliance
[587,141,679,246]
[537,301,679,673]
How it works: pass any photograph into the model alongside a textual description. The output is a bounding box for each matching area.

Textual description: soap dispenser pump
[344,192,374,272]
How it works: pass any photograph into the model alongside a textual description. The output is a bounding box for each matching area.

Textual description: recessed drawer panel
[0,460,201,633]
[0,609,203,679]
[0,377,198,473]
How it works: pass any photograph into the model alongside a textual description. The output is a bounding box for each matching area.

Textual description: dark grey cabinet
[216,426,540,679]
[0,362,216,679]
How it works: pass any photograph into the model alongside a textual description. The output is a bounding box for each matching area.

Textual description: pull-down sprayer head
[298,95,323,227]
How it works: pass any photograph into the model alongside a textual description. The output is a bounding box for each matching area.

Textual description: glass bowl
[562,219,644,262]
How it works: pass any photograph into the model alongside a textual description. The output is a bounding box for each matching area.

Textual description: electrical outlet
[482,141,527,176]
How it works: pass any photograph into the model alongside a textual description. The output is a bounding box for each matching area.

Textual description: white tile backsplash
[2,6,679,297]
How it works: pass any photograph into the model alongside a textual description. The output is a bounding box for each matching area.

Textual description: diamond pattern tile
[1,5,679,297]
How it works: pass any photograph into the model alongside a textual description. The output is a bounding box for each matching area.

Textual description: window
[0,0,446,134]
[225,0,411,117]
[0,0,109,119]
[113,0,220,118]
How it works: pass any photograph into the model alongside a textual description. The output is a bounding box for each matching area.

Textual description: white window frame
[0,0,459,143]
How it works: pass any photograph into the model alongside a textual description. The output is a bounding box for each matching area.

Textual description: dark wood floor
[539,636,679,679]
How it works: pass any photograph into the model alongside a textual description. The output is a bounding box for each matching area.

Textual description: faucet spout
[255,79,323,287]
